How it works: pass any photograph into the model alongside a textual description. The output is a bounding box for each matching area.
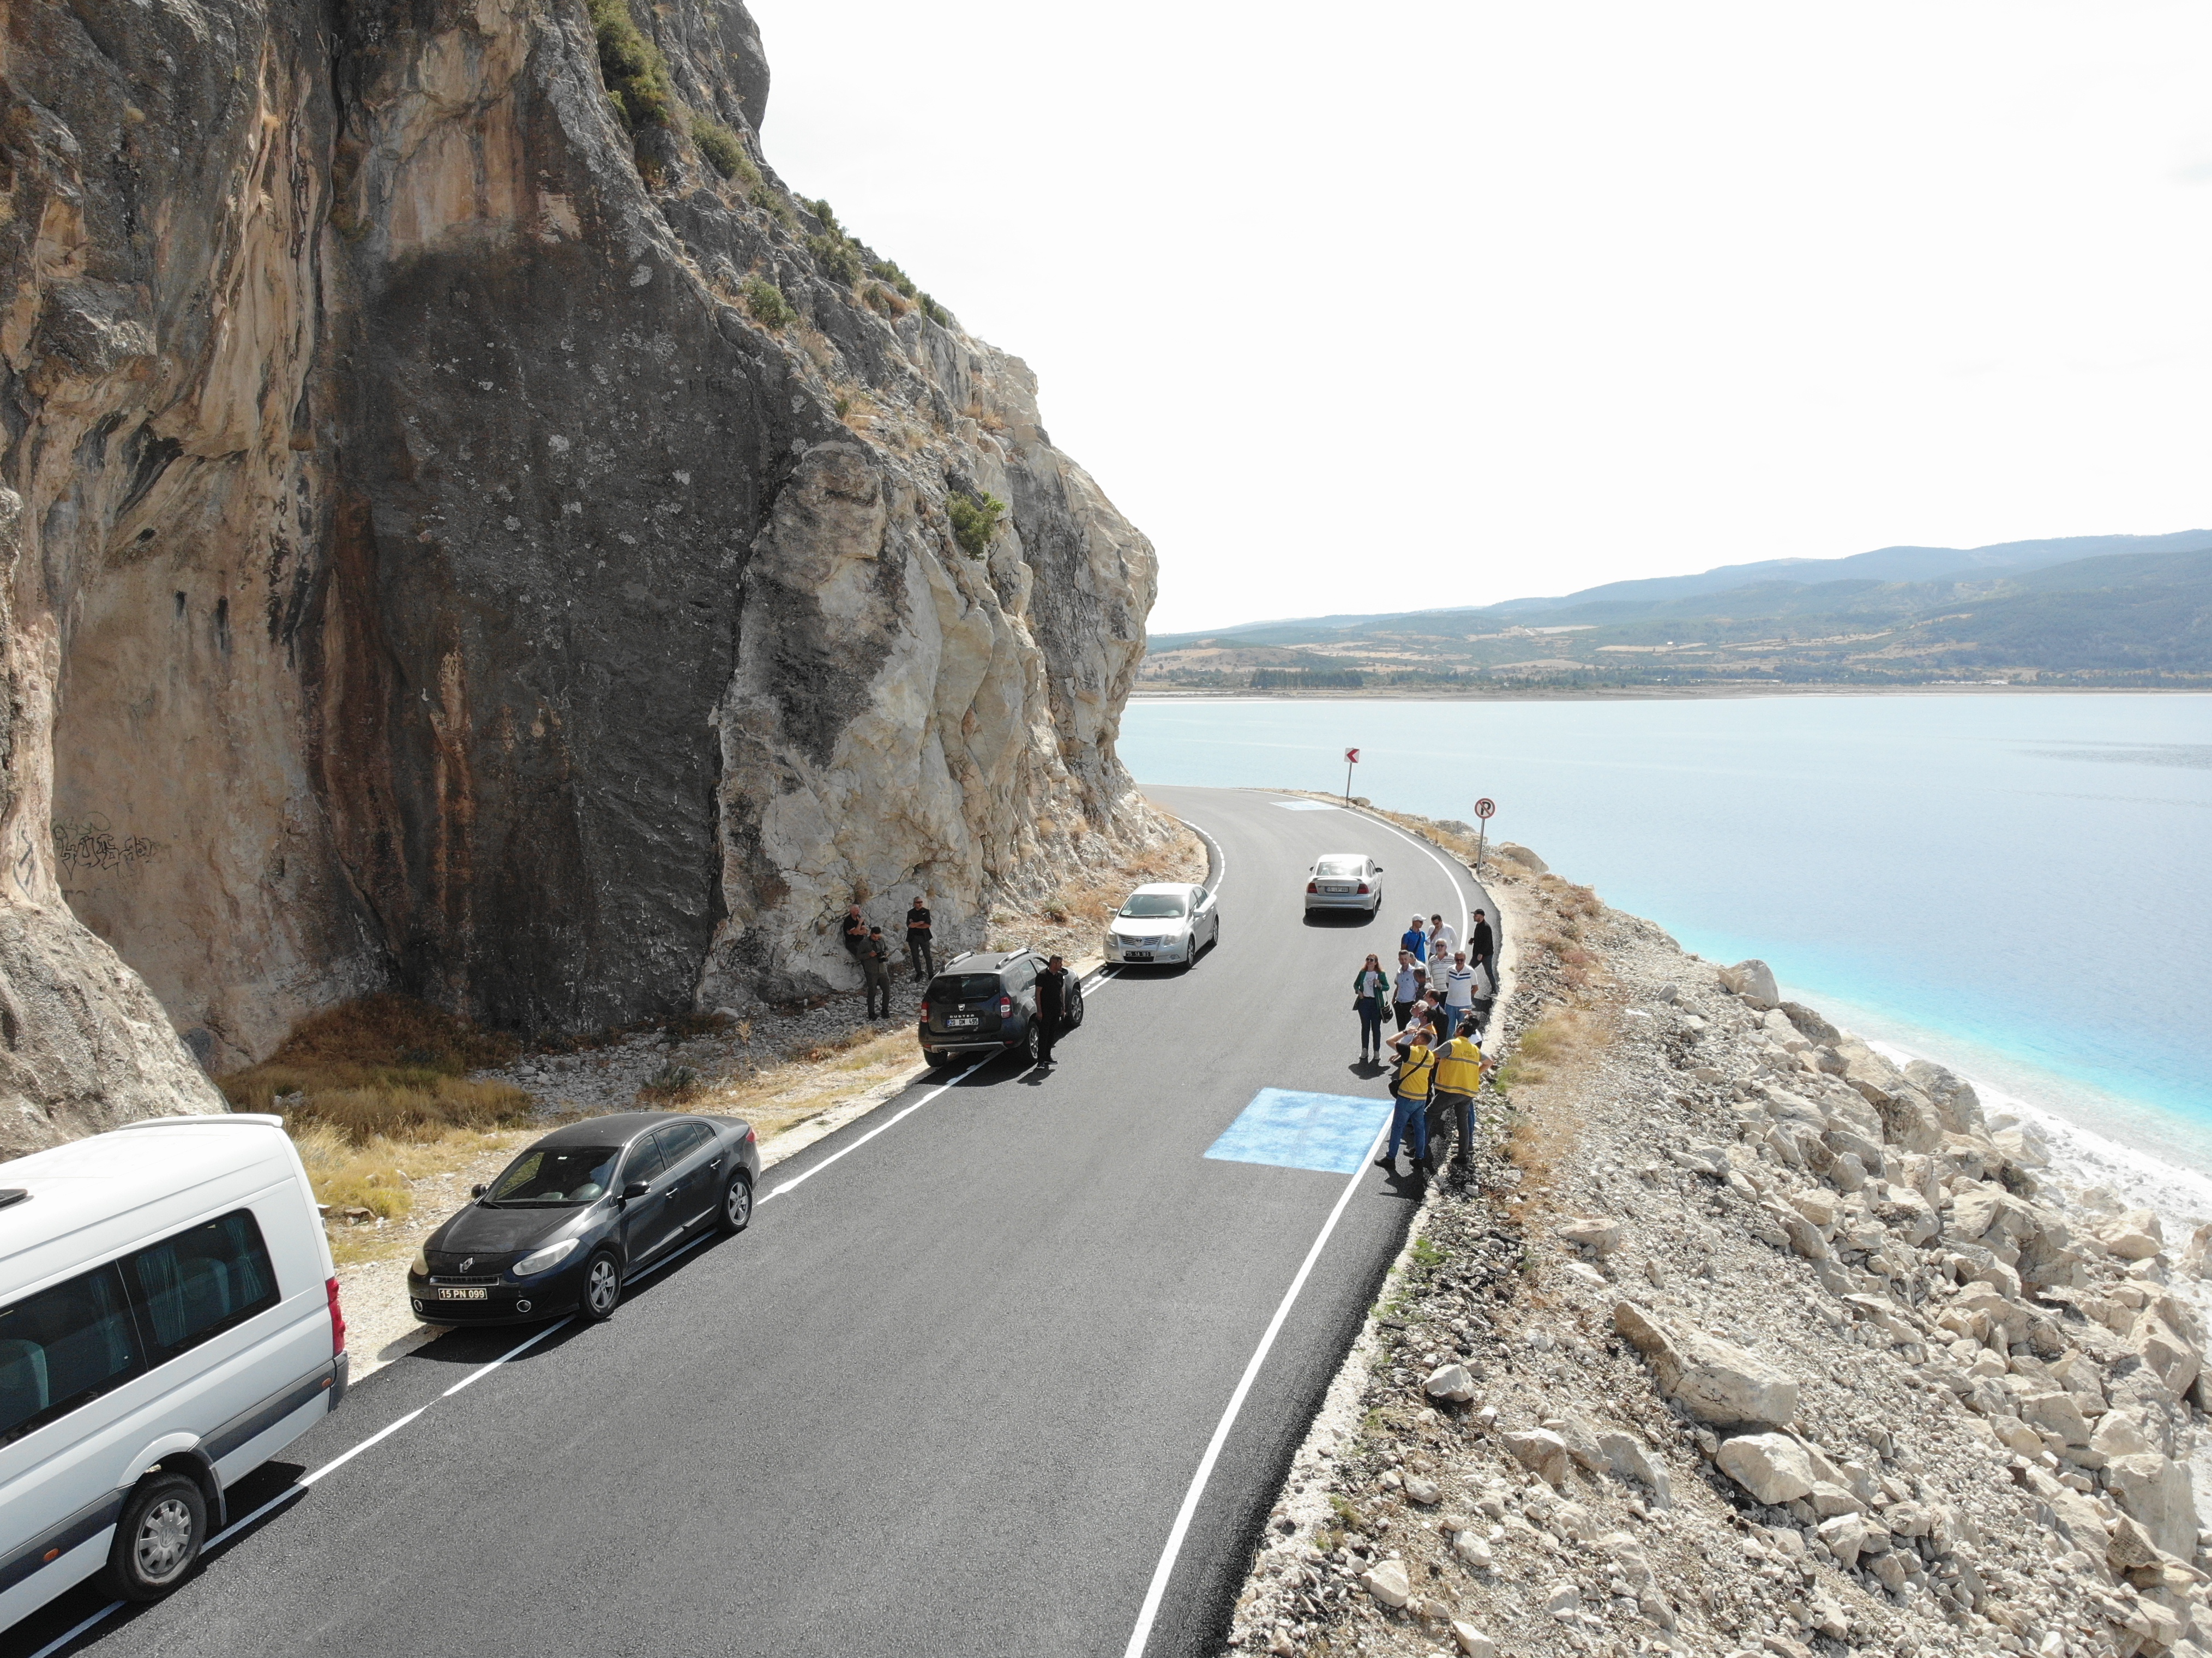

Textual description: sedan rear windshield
[487,1147,621,1206]
[927,975,1004,1003]
[1118,893,1188,918]
[1315,857,1363,877]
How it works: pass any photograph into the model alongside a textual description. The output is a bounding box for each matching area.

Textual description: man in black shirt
[905,893,935,981]
[1469,909,1497,996]
[1035,954,1070,1066]
[841,903,870,963]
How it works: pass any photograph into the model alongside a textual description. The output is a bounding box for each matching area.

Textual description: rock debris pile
[1228,846,2211,1658]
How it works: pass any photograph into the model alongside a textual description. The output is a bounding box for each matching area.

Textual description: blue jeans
[1356,1000,1384,1051]
[1387,1092,1429,1161]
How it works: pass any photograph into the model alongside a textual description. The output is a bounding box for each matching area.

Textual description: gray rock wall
[0,0,1157,1150]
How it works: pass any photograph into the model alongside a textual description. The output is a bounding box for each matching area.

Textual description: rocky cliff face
[0,0,1158,1150]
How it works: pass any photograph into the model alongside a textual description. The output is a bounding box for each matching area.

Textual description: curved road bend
[15,785,1497,1658]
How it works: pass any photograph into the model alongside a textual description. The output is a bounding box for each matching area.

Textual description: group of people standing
[841,894,939,1018]
[1350,907,1499,1175]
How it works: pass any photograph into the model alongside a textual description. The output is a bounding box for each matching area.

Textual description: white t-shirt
[1429,922,1459,957]
[1441,965,1478,1008]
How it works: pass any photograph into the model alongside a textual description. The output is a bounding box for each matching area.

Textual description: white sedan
[1304,854,1384,916]
[1104,882,1219,966]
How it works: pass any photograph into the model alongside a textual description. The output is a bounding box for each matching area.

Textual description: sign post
[1343,748,1360,804]
[1472,797,1495,870]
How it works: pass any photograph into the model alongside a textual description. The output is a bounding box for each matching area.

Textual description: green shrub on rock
[808,233,862,285]
[690,116,756,183]
[948,491,1007,558]
[587,0,672,131]
[741,277,796,329]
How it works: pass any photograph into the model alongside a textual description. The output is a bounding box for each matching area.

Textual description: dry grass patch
[291,1121,538,1266]
[684,1027,920,1144]
[220,994,533,1144]
[1498,1006,1616,1215]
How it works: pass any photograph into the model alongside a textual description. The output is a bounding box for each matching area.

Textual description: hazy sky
[748,0,2212,634]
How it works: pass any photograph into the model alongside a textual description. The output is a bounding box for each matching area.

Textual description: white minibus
[0,1114,345,1627]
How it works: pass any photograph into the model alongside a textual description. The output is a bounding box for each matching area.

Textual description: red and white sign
[1474,797,1496,819]
[1344,748,1360,764]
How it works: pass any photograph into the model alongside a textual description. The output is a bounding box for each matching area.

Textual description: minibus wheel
[107,1470,206,1600]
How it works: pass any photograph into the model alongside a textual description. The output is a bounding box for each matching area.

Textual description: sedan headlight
[513,1238,581,1277]
[408,1246,429,1278]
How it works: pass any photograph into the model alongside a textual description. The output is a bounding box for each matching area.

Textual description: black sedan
[407,1111,761,1325]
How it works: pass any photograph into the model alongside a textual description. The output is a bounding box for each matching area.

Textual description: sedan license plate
[1123,951,1153,962]
[437,1287,489,1301]
[1322,884,1351,893]
[946,1013,980,1028]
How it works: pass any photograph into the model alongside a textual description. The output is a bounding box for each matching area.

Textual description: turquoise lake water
[1120,693,2212,1173]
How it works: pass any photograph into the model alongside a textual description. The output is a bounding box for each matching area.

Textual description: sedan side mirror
[471,1184,487,1198]
[1373,865,1384,873]
[622,1180,652,1200]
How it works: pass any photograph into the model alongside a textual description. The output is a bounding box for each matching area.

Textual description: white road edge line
[442,1317,575,1397]
[298,1405,428,1485]
[1119,1110,1394,1658]
[25,1601,119,1658]
[759,1055,991,1203]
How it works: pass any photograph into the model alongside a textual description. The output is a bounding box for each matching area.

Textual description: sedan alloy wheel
[581,1250,623,1321]
[720,1172,754,1235]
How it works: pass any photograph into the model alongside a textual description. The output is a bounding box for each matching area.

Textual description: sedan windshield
[1117,893,1188,919]
[486,1147,621,1206]
[1315,857,1363,878]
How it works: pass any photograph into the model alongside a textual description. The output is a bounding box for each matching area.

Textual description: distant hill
[1153,530,2212,653]
[1144,534,2212,690]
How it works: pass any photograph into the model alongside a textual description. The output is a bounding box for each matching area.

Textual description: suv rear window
[928,975,1004,1002]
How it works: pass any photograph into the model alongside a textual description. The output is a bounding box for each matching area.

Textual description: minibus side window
[123,1210,281,1362]
[0,1265,143,1447]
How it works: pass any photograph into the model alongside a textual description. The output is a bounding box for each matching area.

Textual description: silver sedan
[1303,854,1383,916]
[1104,882,1219,966]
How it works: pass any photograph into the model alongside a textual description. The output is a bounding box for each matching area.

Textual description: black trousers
[907,936,934,980]
[863,966,891,1017]
[1036,1014,1062,1062]
[1392,999,1415,1031]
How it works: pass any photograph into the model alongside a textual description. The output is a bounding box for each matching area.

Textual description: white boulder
[1717,959,1780,1008]
[1359,1558,1412,1608]
[1613,1300,1799,1429]
[1715,1433,1817,1504]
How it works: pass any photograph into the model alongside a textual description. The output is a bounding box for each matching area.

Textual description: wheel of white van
[108,1471,206,1601]
[580,1249,623,1321]
[718,1170,754,1235]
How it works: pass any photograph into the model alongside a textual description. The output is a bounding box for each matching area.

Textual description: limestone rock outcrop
[0,0,1157,1147]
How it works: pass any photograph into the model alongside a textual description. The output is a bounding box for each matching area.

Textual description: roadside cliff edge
[0,0,1160,1152]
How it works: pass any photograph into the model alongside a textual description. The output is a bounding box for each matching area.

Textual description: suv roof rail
[944,950,973,968]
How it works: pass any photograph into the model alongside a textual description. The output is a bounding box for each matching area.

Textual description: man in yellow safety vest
[1376,1032,1435,1173]
[1427,1017,1493,1173]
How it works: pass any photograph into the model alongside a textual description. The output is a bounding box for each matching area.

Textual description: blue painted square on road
[1205,1089,1394,1175]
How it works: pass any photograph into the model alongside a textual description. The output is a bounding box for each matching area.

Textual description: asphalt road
[15,786,1499,1658]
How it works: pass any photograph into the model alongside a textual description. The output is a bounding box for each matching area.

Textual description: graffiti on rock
[53,815,164,875]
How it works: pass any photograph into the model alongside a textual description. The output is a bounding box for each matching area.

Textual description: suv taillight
[997,994,1013,1018]
[1306,880,1318,893]
[326,1275,346,1357]
[919,1001,931,1022]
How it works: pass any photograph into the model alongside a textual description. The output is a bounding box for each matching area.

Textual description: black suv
[918,949,1085,1068]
